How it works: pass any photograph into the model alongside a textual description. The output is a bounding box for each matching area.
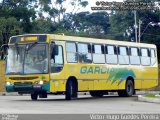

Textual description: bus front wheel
[65,79,78,100]
[118,79,134,97]
[31,92,38,100]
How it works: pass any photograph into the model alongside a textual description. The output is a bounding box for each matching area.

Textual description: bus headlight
[39,81,44,85]
[34,81,44,85]
[6,82,11,86]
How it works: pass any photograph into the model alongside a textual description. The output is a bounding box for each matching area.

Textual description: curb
[138,95,160,103]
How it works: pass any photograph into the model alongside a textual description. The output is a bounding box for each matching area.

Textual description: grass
[144,94,160,98]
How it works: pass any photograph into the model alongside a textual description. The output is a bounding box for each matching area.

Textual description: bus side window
[77,43,92,63]
[140,48,150,66]
[118,46,129,65]
[130,47,140,65]
[50,45,64,73]
[151,49,156,66]
[105,45,118,64]
[66,42,77,63]
[92,44,105,64]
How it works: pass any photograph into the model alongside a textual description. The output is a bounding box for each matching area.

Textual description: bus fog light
[6,82,11,86]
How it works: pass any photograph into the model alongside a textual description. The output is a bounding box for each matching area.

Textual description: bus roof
[51,34,156,48]
[9,34,156,48]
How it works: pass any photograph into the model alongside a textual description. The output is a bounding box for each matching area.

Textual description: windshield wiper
[26,42,38,52]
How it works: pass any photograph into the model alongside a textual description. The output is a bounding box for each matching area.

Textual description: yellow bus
[4,34,158,100]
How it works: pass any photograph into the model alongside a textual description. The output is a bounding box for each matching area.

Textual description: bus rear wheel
[118,79,134,97]
[65,79,78,100]
[31,92,38,100]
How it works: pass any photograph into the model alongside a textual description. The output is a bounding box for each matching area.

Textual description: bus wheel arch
[65,76,78,100]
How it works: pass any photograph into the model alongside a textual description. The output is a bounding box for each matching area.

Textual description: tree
[61,11,110,37]
[109,11,134,41]
[0,0,36,32]
[109,0,160,43]
[0,17,21,45]
[31,19,54,33]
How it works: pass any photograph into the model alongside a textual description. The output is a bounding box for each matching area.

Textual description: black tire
[118,79,134,97]
[31,93,38,100]
[65,79,78,100]
[125,79,134,97]
[90,91,104,97]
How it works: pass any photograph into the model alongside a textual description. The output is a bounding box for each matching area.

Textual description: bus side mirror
[51,45,59,59]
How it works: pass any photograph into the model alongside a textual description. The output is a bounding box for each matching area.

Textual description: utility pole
[138,20,142,43]
[134,10,138,43]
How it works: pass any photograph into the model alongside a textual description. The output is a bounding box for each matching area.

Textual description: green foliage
[145,94,160,98]
[62,11,110,35]
[0,0,160,47]
[0,17,21,45]
[109,0,160,43]
[0,0,36,45]
[31,19,53,33]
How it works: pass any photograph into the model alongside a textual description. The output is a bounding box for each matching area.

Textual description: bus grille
[9,77,38,80]
[14,87,33,92]
[14,82,33,86]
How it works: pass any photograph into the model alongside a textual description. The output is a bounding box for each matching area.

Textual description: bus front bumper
[6,83,49,93]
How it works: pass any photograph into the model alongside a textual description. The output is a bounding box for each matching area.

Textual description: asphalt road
[0,94,159,114]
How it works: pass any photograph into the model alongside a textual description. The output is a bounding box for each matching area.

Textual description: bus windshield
[6,44,48,75]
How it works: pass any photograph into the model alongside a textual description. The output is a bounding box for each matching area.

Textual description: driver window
[50,45,64,73]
